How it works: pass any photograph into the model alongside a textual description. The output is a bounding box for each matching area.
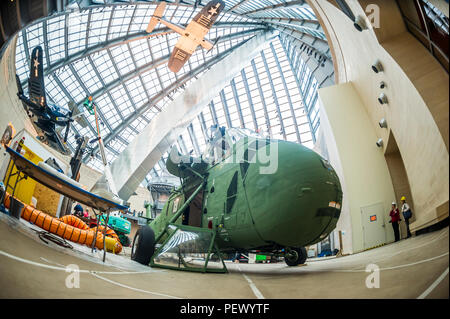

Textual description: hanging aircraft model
[131,126,343,272]
[146,0,225,73]
[15,46,88,155]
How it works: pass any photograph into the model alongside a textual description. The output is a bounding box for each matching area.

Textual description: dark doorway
[384,131,415,238]
[183,188,203,227]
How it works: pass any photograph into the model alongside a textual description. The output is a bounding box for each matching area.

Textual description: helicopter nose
[245,140,342,247]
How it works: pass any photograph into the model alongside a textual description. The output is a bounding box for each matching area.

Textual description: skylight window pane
[68,12,88,55]
[14,1,324,177]
[88,8,112,46]
[47,14,66,64]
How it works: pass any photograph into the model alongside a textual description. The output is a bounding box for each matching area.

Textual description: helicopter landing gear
[284,247,307,266]
[131,225,155,265]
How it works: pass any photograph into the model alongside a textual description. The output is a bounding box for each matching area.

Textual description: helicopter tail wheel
[131,225,155,265]
[284,247,307,266]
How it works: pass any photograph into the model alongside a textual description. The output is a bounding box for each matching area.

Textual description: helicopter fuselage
[149,136,342,252]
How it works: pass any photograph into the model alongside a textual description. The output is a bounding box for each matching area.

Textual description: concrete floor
[0,215,448,299]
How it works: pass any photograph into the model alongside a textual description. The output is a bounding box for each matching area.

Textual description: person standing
[389,202,401,242]
[73,203,83,218]
[400,196,412,238]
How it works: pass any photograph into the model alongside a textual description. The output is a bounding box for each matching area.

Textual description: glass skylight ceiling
[14,0,333,185]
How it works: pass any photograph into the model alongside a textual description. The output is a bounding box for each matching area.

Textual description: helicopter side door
[150,191,184,238]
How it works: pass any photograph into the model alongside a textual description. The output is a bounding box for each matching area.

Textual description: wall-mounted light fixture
[378,93,388,105]
[372,60,384,73]
[354,15,368,31]
[376,138,383,147]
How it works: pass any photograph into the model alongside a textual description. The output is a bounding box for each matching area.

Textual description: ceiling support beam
[208,101,219,126]
[83,35,263,163]
[251,17,323,35]
[197,112,209,144]
[20,22,262,86]
[251,59,271,136]
[240,69,258,131]
[220,89,233,128]
[228,0,253,12]
[91,31,275,200]
[187,123,201,156]
[261,50,286,140]
[270,42,301,143]
[280,34,334,88]
[279,37,316,143]
[230,78,245,128]
[240,1,307,16]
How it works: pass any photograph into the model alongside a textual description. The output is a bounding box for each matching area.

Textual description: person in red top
[389,202,401,242]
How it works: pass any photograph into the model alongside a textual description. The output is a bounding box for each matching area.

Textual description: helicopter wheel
[131,225,155,265]
[284,247,307,266]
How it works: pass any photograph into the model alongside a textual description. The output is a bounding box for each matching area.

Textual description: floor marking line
[331,252,449,272]
[40,257,65,268]
[334,228,448,268]
[371,228,449,264]
[315,228,448,271]
[0,249,156,275]
[90,272,181,299]
[417,267,449,299]
[236,264,265,299]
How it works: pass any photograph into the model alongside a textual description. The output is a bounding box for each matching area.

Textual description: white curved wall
[309,0,449,238]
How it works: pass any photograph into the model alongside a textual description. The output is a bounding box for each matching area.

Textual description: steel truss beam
[261,50,286,140]
[240,69,258,131]
[240,1,307,15]
[251,59,271,136]
[279,37,316,142]
[251,17,322,35]
[93,31,275,200]
[83,34,263,163]
[270,42,301,143]
[20,21,262,87]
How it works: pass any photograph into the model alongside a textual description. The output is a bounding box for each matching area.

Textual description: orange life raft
[3,192,122,254]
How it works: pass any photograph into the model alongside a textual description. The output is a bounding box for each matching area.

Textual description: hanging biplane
[146,0,225,73]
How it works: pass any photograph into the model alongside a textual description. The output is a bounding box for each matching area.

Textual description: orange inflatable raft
[3,192,122,254]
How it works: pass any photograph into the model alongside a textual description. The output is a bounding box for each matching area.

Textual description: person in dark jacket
[400,196,412,238]
[73,203,83,218]
[389,202,401,242]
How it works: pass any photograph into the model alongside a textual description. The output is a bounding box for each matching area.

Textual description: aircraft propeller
[63,111,73,144]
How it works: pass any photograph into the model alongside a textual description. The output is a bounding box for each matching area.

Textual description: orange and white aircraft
[146,0,225,73]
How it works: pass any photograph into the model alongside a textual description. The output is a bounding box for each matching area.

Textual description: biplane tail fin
[28,46,47,108]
